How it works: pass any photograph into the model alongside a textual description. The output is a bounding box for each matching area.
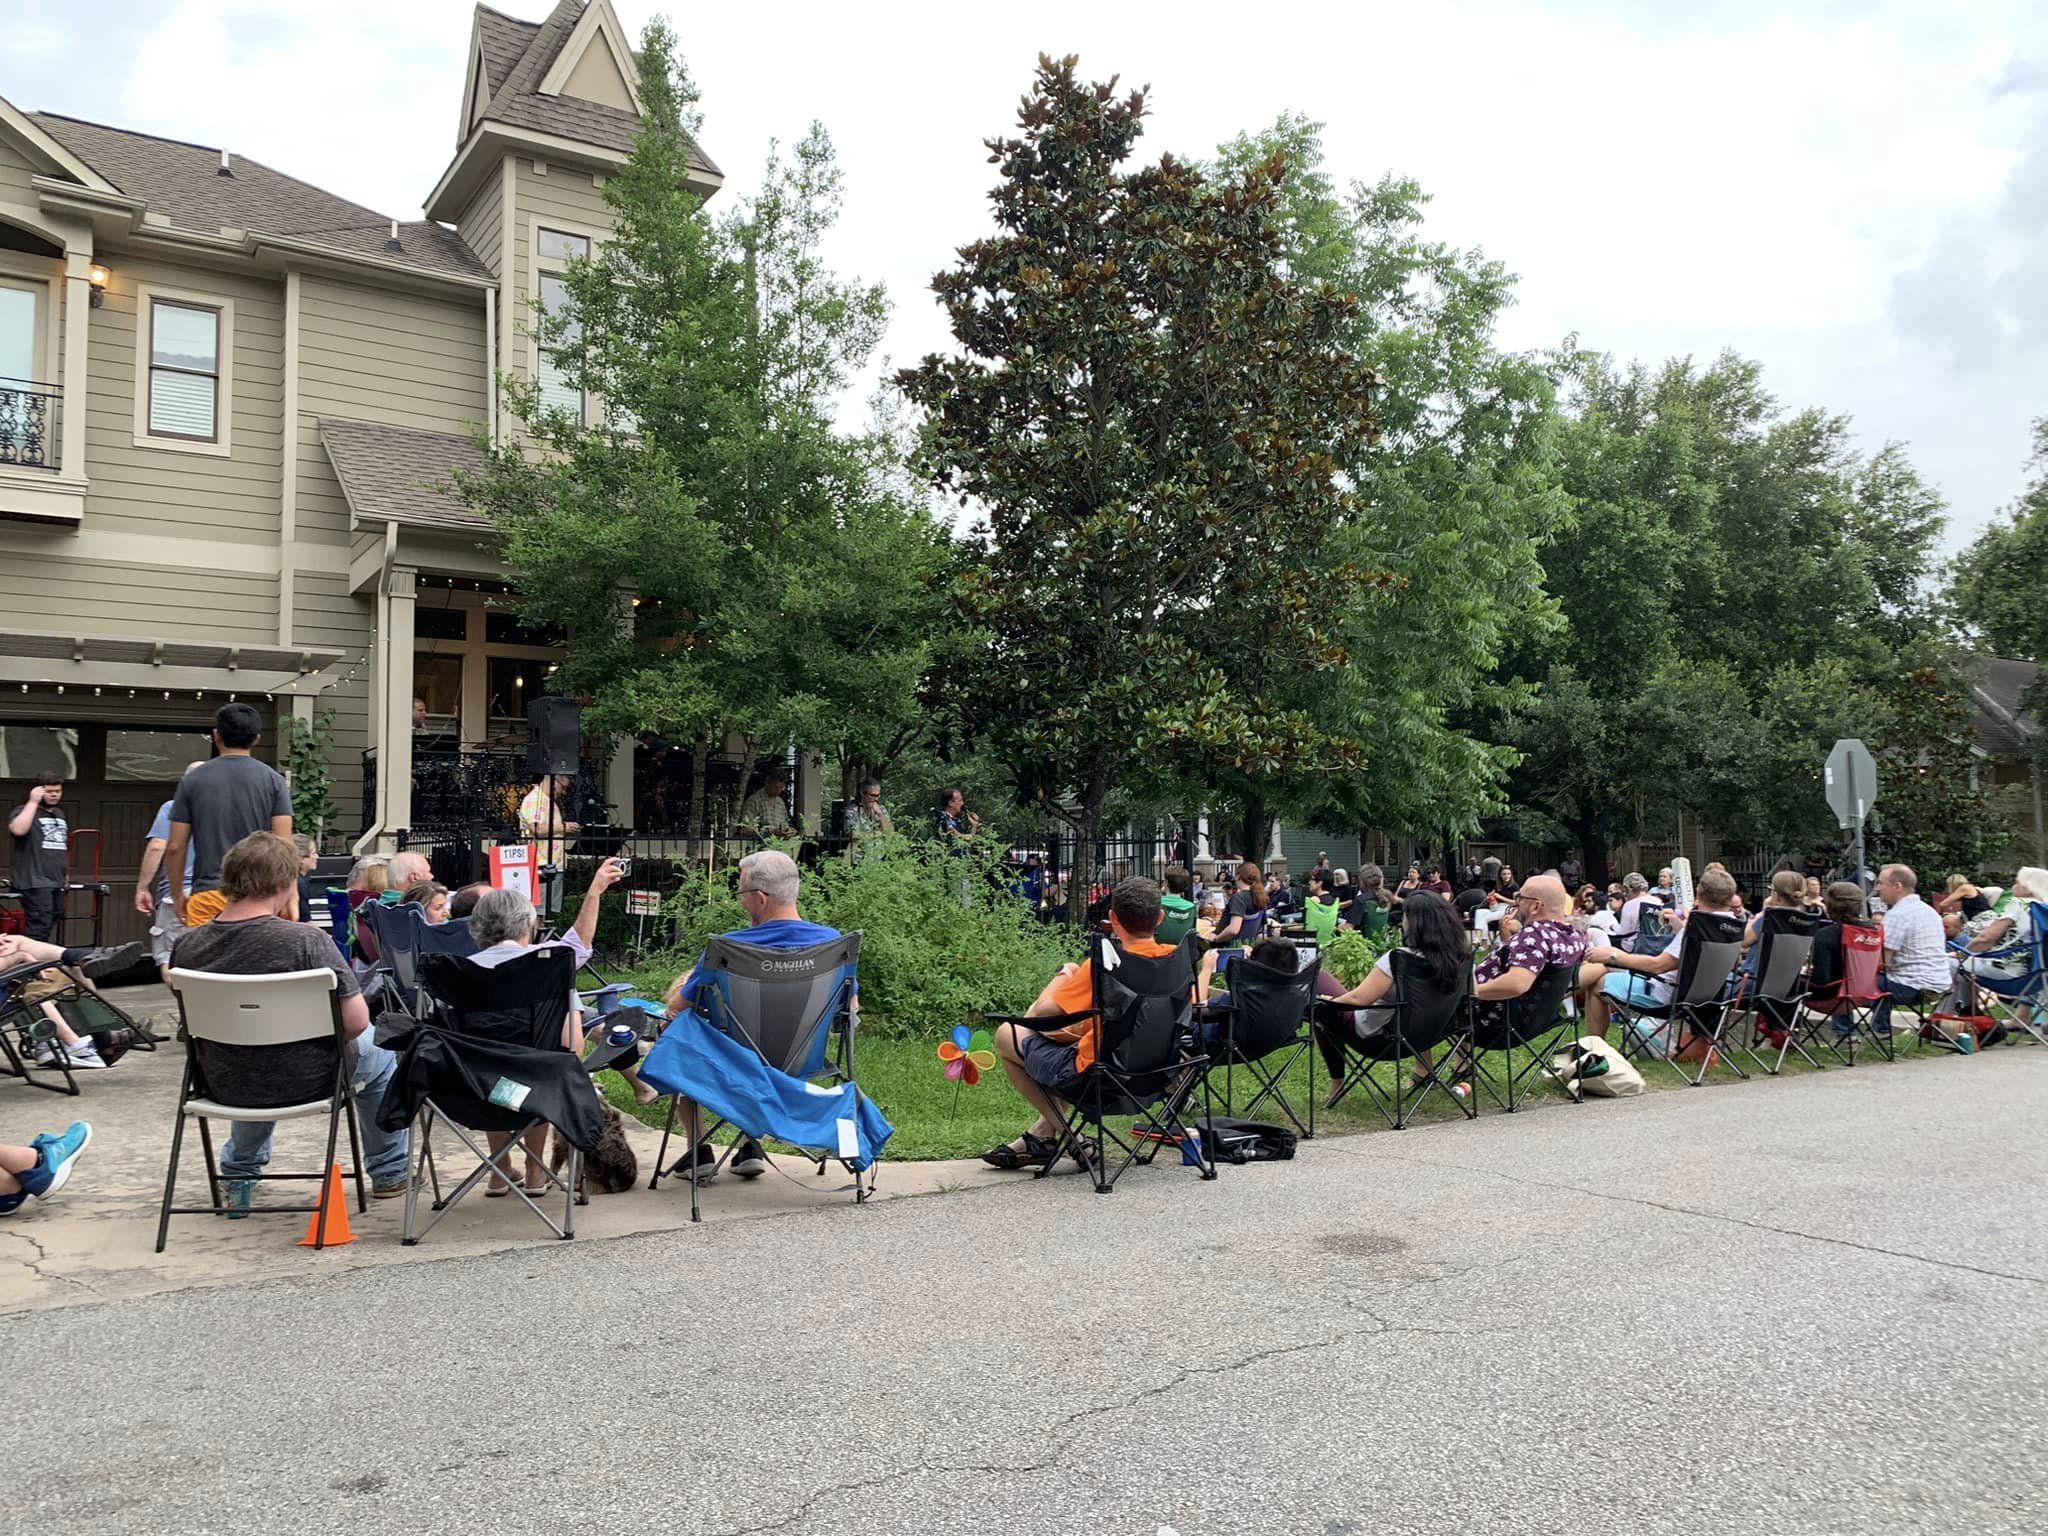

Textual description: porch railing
[0,378,58,469]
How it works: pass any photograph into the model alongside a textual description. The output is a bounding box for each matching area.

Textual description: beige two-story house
[0,0,723,938]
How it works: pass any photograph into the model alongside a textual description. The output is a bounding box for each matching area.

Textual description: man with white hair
[660,850,846,1182]
[387,850,433,891]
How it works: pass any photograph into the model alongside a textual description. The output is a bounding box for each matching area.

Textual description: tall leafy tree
[899,57,1384,892]
[1206,116,1565,850]
[1501,353,1955,876]
[1950,417,2048,662]
[457,23,942,823]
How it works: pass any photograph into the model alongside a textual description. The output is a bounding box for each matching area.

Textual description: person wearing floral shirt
[1470,875,1589,1033]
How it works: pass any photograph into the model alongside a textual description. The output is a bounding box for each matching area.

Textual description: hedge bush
[654,835,1077,1038]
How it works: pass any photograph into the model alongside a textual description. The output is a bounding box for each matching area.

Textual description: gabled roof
[319,418,489,532]
[476,6,539,97]
[468,0,719,178]
[1970,655,2041,760]
[29,112,491,283]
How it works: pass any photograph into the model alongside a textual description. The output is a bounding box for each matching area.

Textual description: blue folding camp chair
[1954,898,2048,1048]
[355,901,480,1020]
[642,932,878,1222]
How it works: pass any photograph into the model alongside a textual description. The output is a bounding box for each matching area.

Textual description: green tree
[1501,353,1953,875]
[456,24,941,824]
[899,58,1385,894]
[1205,116,1565,849]
[1950,417,2048,662]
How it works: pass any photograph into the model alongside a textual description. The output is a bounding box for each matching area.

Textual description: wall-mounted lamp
[87,263,110,308]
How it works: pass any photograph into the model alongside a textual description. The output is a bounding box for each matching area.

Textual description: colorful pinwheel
[938,1024,996,1086]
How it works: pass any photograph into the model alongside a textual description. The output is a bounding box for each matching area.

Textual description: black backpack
[1195,1116,1297,1164]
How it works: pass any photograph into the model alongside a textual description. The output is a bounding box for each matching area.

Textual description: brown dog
[550,1098,638,1204]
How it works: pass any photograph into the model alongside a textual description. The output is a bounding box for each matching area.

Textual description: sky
[8,0,2045,552]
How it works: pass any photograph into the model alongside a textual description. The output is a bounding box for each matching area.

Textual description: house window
[147,299,221,440]
[0,278,49,468]
[536,227,591,422]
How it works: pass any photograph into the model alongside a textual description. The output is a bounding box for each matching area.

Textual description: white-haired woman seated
[1961,867,2048,991]
[466,886,584,1197]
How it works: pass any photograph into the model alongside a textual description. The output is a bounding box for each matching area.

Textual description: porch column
[60,246,91,476]
[376,565,417,846]
[606,585,635,828]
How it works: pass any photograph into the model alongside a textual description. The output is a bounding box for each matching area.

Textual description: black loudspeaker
[525,696,582,776]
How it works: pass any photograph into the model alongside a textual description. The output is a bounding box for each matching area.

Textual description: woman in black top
[1211,860,1267,946]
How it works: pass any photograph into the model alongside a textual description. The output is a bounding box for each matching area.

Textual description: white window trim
[0,259,58,387]
[529,218,601,430]
[132,281,234,457]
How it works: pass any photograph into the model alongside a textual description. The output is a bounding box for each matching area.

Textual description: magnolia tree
[900,56,1385,892]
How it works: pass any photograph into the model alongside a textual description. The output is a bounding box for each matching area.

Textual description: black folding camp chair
[0,951,158,1096]
[1469,961,1584,1112]
[1729,908,1818,1074]
[1316,947,1476,1130]
[1193,948,1320,1138]
[990,932,1216,1194]
[386,945,631,1244]
[1609,911,1746,1086]
[356,901,480,1020]
[648,932,865,1222]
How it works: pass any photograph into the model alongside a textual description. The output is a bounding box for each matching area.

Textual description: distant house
[0,1,744,937]
[1967,655,2045,861]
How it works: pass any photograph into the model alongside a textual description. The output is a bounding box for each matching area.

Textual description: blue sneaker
[222,1179,254,1219]
[26,1121,92,1200]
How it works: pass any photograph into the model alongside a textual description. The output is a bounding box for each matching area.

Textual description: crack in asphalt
[703,1333,1347,1536]
[0,1226,98,1295]
[1332,1142,2048,1289]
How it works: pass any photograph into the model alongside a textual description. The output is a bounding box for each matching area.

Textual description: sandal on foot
[980,1133,1055,1171]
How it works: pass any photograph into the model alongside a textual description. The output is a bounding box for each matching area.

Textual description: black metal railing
[0,378,57,469]
[363,744,614,844]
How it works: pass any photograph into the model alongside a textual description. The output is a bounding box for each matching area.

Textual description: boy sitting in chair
[984,876,1179,1172]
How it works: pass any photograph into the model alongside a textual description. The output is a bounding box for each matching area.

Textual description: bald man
[388,851,433,890]
[1470,874,1591,1034]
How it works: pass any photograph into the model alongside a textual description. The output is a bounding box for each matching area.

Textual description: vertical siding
[292,274,487,544]
[82,251,285,548]
[508,158,615,386]
[0,552,279,642]
[458,177,503,280]
[292,569,373,837]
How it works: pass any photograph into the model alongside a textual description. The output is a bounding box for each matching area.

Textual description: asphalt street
[11,1049,2046,1535]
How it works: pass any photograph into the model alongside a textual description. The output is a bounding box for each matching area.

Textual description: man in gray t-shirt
[167,704,293,926]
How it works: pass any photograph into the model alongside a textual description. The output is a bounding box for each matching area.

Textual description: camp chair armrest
[581,1035,638,1076]
[983,1010,1096,1034]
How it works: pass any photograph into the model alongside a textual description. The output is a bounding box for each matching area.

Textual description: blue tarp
[638,1011,893,1171]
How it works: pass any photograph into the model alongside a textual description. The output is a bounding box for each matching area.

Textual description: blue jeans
[1866,978,1928,1034]
[221,1037,409,1188]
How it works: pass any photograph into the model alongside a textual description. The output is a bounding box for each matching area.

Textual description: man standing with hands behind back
[166,703,293,929]
[8,773,69,941]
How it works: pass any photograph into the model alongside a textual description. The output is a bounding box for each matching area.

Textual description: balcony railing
[0,377,58,470]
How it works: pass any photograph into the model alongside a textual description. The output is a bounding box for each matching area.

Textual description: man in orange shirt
[983,877,1179,1170]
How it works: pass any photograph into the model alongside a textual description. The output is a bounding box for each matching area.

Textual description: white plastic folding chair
[157,967,367,1253]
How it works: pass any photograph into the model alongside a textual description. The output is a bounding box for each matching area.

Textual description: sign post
[1824,739,1879,910]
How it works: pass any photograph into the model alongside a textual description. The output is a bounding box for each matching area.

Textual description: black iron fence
[0,378,57,469]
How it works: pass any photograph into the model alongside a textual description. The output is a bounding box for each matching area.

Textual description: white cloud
[19,0,2047,544]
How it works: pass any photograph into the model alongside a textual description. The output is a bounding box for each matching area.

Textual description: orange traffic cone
[298,1163,358,1248]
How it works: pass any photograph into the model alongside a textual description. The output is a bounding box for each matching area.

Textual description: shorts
[18,966,76,1007]
[183,889,230,927]
[149,898,187,967]
[1601,971,1668,1011]
[1017,1031,1085,1096]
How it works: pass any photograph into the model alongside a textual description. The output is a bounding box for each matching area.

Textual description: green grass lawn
[590,960,1955,1162]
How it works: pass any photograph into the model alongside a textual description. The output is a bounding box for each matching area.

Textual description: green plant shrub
[651,834,1077,1037]
[1325,926,1395,988]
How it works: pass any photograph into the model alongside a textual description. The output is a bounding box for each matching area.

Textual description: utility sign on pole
[1825,738,1879,906]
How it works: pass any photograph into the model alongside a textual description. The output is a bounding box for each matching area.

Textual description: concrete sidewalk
[0,985,1020,1313]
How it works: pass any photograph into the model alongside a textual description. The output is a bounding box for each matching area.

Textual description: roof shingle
[319,418,490,531]
[475,5,539,99]
[29,113,491,282]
